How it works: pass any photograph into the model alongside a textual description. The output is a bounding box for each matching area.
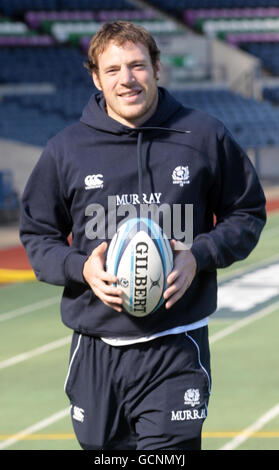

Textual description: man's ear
[92,71,102,91]
[154,61,161,81]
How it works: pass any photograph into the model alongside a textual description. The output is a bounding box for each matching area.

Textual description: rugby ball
[106,218,173,317]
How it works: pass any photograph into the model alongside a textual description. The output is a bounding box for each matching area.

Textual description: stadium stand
[173,5,279,77]
[145,0,279,129]
[263,85,279,104]
[0,169,19,222]
[0,0,183,146]
[143,1,279,11]
[0,0,136,16]
[173,88,279,148]
[145,2,279,75]
[0,0,279,166]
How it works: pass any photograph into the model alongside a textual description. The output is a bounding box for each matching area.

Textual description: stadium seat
[25,11,96,29]
[262,86,279,104]
[0,46,92,86]
[0,0,59,16]
[0,0,135,16]
[172,89,279,148]
[145,1,279,11]
[184,7,279,27]
[58,0,135,11]
[240,42,279,75]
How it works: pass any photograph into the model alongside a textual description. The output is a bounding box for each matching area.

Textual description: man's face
[92,41,160,128]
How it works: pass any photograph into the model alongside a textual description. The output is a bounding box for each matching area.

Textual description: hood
[80,87,191,203]
[80,87,184,134]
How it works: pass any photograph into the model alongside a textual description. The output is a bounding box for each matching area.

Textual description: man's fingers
[166,268,179,285]
[165,289,183,309]
[92,277,122,297]
[83,242,124,312]
[85,263,117,287]
[99,269,118,284]
[164,276,185,299]
[87,241,117,283]
[93,286,123,313]
[93,241,108,256]
[163,244,197,309]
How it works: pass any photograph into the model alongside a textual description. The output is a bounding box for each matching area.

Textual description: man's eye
[106,69,118,74]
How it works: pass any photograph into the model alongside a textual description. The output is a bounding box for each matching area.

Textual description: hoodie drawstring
[135,127,191,204]
[137,131,144,204]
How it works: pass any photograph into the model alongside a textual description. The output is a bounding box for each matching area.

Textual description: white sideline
[0,336,71,370]
[219,403,279,450]
[0,408,71,450]
[218,252,279,282]
[0,300,278,449]
[209,300,279,344]
[0,296,60,322]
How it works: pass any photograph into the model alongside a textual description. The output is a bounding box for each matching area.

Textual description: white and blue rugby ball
[106,218,173,317]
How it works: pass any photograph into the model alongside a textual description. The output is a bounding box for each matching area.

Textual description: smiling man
[20,21,266,451]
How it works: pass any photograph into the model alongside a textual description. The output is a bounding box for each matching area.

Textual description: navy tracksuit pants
[64,326,211,450]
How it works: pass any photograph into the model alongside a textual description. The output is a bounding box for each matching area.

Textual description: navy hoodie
[20,88,266,338]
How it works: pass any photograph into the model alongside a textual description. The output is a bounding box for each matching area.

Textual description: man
[20,21,266,450]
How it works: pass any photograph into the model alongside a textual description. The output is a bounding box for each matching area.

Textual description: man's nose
[119,65,134,85]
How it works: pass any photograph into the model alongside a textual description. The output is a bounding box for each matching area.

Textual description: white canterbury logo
[85,174,103,190]
[72,406,84,423]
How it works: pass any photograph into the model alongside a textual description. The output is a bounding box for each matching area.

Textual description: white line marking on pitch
[219,403,279,450]
[0,336,71,370]
[0,296,60,322]
[0,408,70,450]
[218,253,279,282]
[209,300,279,344]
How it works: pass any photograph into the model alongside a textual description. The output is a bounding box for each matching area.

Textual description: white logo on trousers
[72,405,85,423]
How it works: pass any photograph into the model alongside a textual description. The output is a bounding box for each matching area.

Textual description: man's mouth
[118,90,142,101]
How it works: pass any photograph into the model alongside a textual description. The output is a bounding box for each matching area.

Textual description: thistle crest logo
[184,388,200,407]
[172,166,190,186]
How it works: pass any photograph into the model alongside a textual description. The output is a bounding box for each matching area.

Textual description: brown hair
[84,21,160,74]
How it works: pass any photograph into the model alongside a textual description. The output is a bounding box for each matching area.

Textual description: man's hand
[83,241,123,312]
[164,240,197,309]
